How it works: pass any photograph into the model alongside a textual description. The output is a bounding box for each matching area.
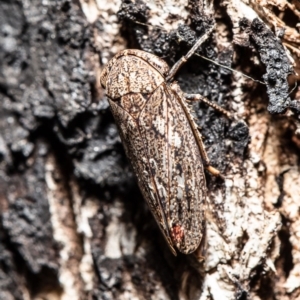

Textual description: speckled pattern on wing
[101,51,206,254]
[139,83,205,253]
[109,97,175,252]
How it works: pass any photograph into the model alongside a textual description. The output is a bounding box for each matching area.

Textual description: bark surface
[0,0,300,299]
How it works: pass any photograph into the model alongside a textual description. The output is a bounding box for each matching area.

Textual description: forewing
[108,98,176,254]
[139,83,206,254]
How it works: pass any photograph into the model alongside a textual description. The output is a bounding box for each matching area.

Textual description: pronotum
[100,25,230,255]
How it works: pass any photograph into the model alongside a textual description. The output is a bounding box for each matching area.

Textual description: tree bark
[0,0,300,299]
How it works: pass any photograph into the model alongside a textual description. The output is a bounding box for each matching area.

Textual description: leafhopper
[100,25,229,255]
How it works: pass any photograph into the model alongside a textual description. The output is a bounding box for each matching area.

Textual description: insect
[100,25,230,255]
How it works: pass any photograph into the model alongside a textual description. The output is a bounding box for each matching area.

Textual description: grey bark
[0,0,300,299]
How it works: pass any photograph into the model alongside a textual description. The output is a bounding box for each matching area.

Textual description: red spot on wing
[171,224,185,244]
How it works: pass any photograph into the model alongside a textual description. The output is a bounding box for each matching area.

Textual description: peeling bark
[0,0,300,299]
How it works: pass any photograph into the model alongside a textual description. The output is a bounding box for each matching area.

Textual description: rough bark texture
[0,0,300,299]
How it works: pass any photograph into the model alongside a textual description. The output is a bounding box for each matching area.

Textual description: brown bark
[0,0,300,299]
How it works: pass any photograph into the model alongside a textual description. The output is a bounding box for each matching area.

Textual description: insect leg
[184,93,232,119]
[166,25,215,82]
[193,128,224,178]
[183,93,232,178]
[171,85,224,178]
[192,129,223,178]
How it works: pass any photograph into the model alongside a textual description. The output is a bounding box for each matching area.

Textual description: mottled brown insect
[100,26,229,255]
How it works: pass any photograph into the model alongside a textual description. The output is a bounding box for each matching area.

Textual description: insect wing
[108,97,176,254]
[138,83,206,254]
